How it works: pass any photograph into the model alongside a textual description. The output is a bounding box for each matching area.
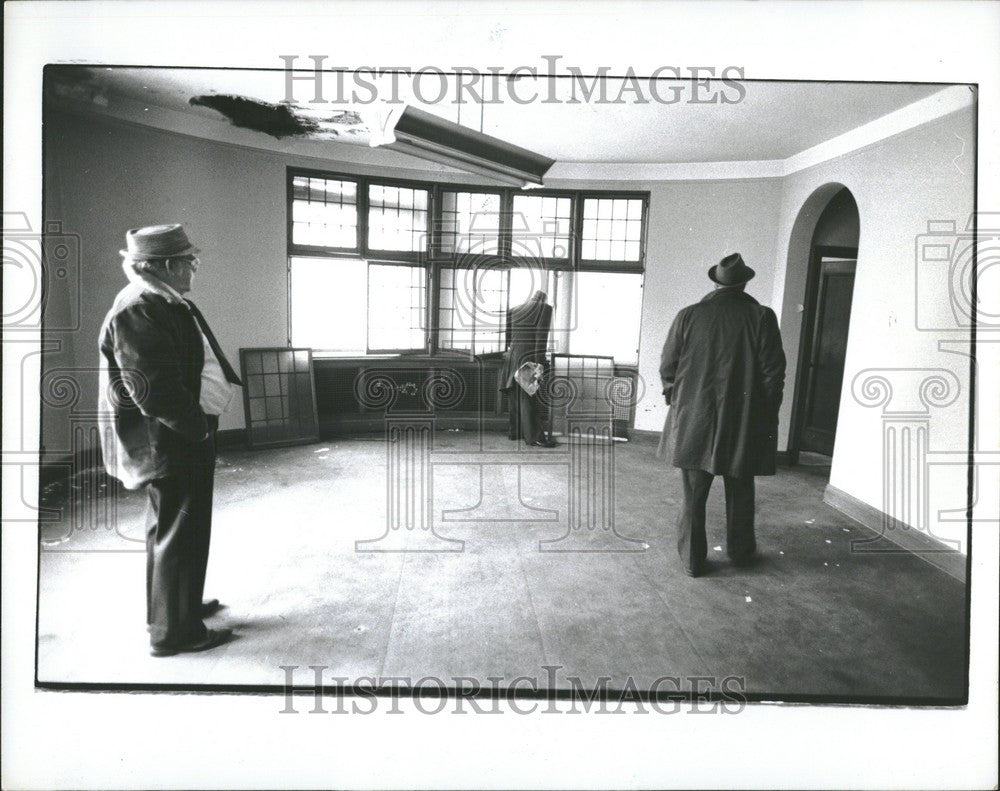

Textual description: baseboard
[823,484,966,583]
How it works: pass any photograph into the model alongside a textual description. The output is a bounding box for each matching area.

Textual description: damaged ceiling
[43,66,950,165]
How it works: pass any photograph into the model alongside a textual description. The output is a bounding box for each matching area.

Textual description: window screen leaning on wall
[287,168,648,364]
[240,348,320,448]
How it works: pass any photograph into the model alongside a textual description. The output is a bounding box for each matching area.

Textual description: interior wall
[43,105,974,554]
[41,109,489,448]
[770,106,975,552]
[623,179,783,433]
[41,109,785,448]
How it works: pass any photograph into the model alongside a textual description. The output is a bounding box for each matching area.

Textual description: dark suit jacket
[659,289,786,478]
[98,283,209,489]
[498,296,553,390]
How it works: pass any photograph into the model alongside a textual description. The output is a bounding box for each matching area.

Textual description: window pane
[291,257,426,352]
[511,194,572,261]
[570,272,644,363]
[291,176,358,249]
[438,266,510,354]
[290,257,367,352]
[368,183,430,252]
[581,198,644,262]
[367,264,426,351]
[472,267,508,354]
[440,191,501,256]
[508,267,556,309]
[438,267,473,352]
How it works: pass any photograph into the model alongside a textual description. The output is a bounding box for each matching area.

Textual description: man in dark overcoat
[499,290,556,447]
[659,253,786,576]
[98,224,241,655]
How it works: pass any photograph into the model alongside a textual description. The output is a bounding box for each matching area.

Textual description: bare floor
[37,433,967,702]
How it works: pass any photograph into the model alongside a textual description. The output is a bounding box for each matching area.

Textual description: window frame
[287,171,363,257]
[575,191,650,274]
[507,188,578,270]
[363,175,434,263]
[432,183,507,265]
[286,166,649,359]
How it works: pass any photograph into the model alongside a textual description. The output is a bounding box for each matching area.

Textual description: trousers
[677,468,756,573]
[506,386,545,444]
[145,416,218,648]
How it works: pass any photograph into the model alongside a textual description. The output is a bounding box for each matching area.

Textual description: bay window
[287,167,648,365]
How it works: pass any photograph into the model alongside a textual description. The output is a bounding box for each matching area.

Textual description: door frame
[787,244,858,464]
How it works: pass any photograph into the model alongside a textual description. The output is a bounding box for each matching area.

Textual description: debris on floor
[744,596,752,603]
[779,551,785,555]
[713,545,722,552]
[805,518,815,525]
[313,447,329,453]
[825,539,832,544]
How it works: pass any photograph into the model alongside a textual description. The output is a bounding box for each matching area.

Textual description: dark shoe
[147,599,223,632]
[528,439,558,448]
[151,628,234,657]
[201,598,224,617]
[683,563,704,578]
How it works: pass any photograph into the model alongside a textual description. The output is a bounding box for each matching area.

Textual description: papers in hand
[515,362,544,396]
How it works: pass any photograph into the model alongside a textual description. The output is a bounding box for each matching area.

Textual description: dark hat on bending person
[708,252,755,286]
[120,224,200,260]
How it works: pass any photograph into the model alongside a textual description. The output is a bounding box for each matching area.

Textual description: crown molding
[48,85,974,184]
[781,84,974,176]
[548,85,974,182]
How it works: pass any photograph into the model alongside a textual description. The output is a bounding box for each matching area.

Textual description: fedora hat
[120,224,200,260]
[709,252,755,285]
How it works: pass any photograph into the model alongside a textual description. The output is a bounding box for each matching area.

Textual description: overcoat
[498,295,553,390]
[659,288,786,478]
[98,282,209,489]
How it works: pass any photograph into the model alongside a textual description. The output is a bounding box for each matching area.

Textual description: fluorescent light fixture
[370,106,555,188]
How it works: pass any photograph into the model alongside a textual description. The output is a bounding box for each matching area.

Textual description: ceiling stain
[45,65,109,107]
[189,94,367,140]
[189,94,317,138]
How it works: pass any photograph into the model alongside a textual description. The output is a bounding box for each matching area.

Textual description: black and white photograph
[3,2,998,789]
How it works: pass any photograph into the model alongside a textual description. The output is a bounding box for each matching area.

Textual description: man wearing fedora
[659,253,786,577]
[98,224,241,655]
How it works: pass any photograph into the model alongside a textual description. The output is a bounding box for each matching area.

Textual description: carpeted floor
[36,432,967,702]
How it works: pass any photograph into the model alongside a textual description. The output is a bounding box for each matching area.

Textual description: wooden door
[799,256,856,455]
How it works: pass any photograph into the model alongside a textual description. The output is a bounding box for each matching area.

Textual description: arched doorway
[788,186,860,461]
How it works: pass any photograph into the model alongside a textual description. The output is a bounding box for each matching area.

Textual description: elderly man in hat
[98,224,241,656]
[659,253,786,577]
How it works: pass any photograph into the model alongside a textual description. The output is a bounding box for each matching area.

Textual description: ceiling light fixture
[370,106,555,189]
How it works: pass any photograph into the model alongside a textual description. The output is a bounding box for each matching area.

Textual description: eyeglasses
[169,256,200,271]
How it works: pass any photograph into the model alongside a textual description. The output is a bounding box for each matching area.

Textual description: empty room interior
[35,68,974,701]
